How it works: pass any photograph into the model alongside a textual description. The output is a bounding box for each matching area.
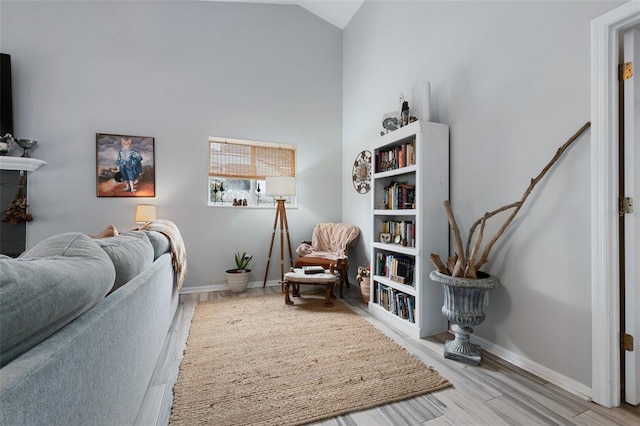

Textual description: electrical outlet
[484,293,489,307]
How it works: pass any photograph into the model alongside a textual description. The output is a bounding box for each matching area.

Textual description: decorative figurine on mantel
[0,133,13,155]
[14,139,37,158]
[0,133,39,157]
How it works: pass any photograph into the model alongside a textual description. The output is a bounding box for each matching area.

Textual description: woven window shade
[209,139,296,180]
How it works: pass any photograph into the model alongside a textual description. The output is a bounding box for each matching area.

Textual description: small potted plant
[225,252,253,293]
[356,265,371,303]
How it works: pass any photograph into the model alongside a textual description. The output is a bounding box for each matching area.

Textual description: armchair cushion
[295,223,359,258]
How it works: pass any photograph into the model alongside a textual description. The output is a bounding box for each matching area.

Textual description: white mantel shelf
[0,156,46,172]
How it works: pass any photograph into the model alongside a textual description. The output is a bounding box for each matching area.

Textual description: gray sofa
[0,227,181,426]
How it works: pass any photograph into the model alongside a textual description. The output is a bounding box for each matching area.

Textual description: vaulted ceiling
[212,0,365,29]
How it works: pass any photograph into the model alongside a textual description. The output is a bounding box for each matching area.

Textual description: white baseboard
[471,334,593,401]
[180,280,281,294]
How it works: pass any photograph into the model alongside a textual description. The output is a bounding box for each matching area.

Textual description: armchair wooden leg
[337,259,348,298]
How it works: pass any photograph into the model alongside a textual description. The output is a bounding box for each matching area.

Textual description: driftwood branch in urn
[431,121,591,278]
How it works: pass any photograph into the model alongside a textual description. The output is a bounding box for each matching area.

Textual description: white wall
[0,1,343,289]
[342,0,623,390]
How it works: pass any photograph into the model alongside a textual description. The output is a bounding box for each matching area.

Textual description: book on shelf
[382,182,415,210]
[302,266,325,274]
[375,138,416,172]
[374,282,416,323]
[375,252,415,286]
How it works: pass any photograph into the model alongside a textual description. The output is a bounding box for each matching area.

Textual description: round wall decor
[352,150,372,194]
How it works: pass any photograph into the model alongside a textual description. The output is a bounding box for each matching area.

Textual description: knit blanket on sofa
[142,219,187,291]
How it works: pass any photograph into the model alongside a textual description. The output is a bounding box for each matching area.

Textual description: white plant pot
[226,269,251,293]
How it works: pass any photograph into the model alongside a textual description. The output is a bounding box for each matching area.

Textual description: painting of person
[114,138,143,192]
[96,134,155,197]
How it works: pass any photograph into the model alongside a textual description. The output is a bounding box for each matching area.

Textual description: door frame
[591,0,640,408]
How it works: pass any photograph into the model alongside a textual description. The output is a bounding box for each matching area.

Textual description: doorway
[591,1,640,409]
[620,26,640,409]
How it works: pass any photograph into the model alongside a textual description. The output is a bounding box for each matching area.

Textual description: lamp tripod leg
[280,201,294,271]
[263,205,280,287]
[264,199,294,290]
[279,201,285,285]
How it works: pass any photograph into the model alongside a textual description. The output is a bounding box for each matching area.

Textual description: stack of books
[302,266,325,274]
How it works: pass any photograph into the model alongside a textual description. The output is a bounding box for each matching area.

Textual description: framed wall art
[96,133,155,197]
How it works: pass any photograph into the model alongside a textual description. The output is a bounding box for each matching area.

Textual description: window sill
[207,203,298,209]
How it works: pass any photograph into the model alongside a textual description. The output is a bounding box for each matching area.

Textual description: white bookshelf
[368,120,449,338]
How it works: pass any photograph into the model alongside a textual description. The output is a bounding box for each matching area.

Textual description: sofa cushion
[142,230,171,260]
[94,231,154,292]
[0,232,115,368]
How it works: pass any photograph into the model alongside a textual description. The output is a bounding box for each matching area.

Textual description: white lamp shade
[135,204,157,224]
[265,176,296,197]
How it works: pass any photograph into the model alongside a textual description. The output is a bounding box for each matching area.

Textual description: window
[208,137,296,207]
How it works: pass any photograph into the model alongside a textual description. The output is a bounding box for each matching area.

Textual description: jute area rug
[170,293,451,426]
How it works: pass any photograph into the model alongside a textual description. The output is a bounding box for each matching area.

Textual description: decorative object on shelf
[0,133,13,155]
[135,204,156,225]
[263,176,296,286]
[226,251,253,293]
[218,181,225,203]
[96,133,155,198]
[351,150,372,194]
[255,182,262,204]
[381,112,400,135]
[356,265,371,303]
[429,122,591,364]
[422,81,432,121]
[1,171,32,224]
[210,179,224,203]
[231,198,249,206]
[401,100,409,127]
[429,270,500,366]
[14,139,37,158]
[379,232,391,243]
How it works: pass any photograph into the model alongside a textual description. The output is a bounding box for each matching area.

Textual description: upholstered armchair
[294,223,360,298]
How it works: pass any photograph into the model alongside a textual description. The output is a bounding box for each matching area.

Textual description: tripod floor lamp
[263,176,296,287]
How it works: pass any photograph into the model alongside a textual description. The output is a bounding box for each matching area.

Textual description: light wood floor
[137,284,640,426]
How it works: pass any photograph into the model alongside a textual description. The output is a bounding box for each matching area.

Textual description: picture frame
[96,133,155,197]
[379,232,391,243]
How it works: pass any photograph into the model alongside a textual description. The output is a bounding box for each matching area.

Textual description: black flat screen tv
[0,53,13,136]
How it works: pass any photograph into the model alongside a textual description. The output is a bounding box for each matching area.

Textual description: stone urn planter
[430,270,501,366]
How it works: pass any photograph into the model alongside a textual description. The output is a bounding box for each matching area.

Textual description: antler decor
[430,122,592,279]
